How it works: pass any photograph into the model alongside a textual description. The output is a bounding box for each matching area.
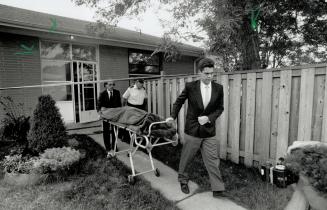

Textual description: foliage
[67,134,106,160]
[32,147,81,174]
[28,95,67,154]
[285,144,327,198]
[1,147,81,176]
[73,0,327,71]
[0,96,30,144]
[1,154,35,174]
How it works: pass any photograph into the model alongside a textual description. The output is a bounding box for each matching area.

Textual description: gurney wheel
[154,168,160,177]
[128,175,135,184]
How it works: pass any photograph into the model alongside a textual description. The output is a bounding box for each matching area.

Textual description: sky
[0,0,203,47]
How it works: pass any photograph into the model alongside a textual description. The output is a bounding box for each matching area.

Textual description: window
[41,60,72,101]
[128,50,161,74]
[41,41,70,60]
[72,45,96,61]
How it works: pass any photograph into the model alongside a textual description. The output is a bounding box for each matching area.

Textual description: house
[0,4,203,124]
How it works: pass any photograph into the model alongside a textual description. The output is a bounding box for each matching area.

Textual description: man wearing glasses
[166,57,226,198]
[97,80,122,152]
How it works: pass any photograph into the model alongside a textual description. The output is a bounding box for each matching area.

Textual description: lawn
[151,143,293,210]
[0,139,178,210]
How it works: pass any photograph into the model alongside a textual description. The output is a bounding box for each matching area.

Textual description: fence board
[289,77,301,144]
[229,74,241,163]
[147,82,152,112]
[217,75,229,159]
[240,79,247,152]
[311,75,325,141]
[165,79,171,118]
[270,78,280,160]
[178,78,185,144]
[276,70,292,160]
[171,79,177,107]
[157,78,164,117]
[152,81,157,115]
[260,71,272,163]
[298,68,315,141]
[244,73,256,166]
[254,78,263,155]
[322,70,327,143]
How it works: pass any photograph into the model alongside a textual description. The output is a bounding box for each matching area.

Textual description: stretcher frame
[104,119,178,184]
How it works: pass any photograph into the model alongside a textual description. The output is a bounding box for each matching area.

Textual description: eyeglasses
[108,83,115,86]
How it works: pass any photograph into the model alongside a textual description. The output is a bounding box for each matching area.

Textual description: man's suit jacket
[97,89,122,111]
[171,80,224,138]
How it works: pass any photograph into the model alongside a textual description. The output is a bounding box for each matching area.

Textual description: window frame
[128,49,162,75]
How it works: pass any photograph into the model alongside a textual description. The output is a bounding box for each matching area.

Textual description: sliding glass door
[73,61,98,123]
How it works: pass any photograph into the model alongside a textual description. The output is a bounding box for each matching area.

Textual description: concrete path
[69,127,247,210]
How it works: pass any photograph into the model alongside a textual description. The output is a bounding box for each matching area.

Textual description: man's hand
[97,111,102,120]
[166,117,174,123]
[198,116,210,125]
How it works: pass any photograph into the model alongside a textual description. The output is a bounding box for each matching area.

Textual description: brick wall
[0,32,41,119]
[162,55,196,75]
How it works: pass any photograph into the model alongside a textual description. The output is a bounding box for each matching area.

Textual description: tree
[73,0,327,71]
[28,95,67,153]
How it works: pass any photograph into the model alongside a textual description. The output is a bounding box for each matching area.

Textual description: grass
[0,158,178,210]
[0,137,178,210]
[152,143,293,210]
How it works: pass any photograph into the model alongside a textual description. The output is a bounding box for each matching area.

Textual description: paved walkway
[68,127,247,210]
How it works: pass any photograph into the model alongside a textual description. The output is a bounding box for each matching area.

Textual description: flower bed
[1,147,81,186]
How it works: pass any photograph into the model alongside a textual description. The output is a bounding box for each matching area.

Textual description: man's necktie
[109,91,113,99]
[203,86,210,109]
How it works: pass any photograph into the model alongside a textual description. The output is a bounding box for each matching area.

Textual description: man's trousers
[178,133,225,192]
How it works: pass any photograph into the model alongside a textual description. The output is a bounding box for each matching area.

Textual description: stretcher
[104,119,178,184]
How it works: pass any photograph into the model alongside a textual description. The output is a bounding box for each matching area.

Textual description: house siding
[99,45,129,95]
[0,32,41,119]
[163,55,196,75]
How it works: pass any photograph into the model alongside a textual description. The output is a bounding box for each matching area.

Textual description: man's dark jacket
[171,80,224,138]
[97,89,122,111]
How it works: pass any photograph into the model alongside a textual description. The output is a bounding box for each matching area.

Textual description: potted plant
[285,141,327,210]
[1,154,42,186]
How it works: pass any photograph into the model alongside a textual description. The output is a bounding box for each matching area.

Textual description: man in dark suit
[166,57,226,198]
[97,80,122,152]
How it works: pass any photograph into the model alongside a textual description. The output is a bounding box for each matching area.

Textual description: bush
[1,147,81,175]
[1,154,35,174]
[67,134,106,160]
[33,147,81,174]
[285,144,327,198]
[28,95,67,153]
[0,96,30,144]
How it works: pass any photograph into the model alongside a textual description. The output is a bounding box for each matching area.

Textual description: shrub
[1,154,35,174]
[67,134,106,160]
[285,144,327,198]
[28,95,67,153]
[0,96,30,144]
[1,147,81,175]
[33,147,81,174]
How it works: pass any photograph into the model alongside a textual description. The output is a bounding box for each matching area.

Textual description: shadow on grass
[151,143,293,210]
[0,158,178,210]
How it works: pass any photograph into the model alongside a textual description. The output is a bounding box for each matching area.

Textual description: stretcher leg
[104,120,177,184]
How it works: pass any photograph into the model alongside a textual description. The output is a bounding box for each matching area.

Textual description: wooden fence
[145,63,327,167]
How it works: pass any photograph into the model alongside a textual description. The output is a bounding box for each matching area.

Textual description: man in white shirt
[122,79,147,111]
[166,57,226,198]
